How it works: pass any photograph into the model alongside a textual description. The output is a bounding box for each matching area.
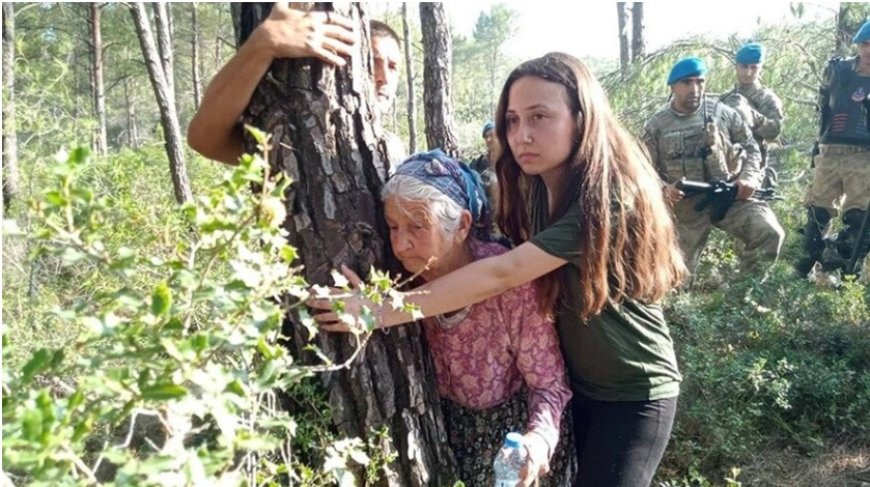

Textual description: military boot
[823,209,870,275]
[795,206,831,277]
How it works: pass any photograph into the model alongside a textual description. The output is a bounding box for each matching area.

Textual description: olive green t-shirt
[529,187,681,402]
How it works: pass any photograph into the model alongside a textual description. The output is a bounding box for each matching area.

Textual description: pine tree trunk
[123,75,139,149]
[191,2,202,109]
[617,2,630,74]
[631,2,645,62]
[130,2,192,204]
[236,4,456,486]
[153,3,176,106]
[419,3,460,158]
[2,2,19,211]
[835,3,849,55]
[90,3,108,157]
[401,3,417,155]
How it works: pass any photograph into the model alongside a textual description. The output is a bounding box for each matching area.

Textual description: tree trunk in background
[631,2,645,62]
[617,2,630,74]
[191,2,202,109]
[2,2,19,211]
[235,3,455,486]
[153,3,176,105]
[419,3,460,158]
[123,74,139,149]
[130,2,191,204]
[834,3,866,56]
[835,3,850,54]
[401,3,417,155]
[89,3,108,157]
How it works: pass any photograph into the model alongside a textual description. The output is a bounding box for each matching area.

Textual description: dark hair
[495,52,685,320]
[370,20,400,44]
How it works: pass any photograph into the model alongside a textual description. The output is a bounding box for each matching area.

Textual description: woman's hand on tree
[306,265,371,333]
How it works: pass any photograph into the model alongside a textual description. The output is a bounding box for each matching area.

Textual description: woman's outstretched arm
[311,241,566,330]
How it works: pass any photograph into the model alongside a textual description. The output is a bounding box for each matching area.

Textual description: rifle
[675,179,780,223]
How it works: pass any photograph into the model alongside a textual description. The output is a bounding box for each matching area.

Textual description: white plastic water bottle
[493,432,527,487]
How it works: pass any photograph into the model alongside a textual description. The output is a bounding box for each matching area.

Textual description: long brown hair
[495,52,685,320]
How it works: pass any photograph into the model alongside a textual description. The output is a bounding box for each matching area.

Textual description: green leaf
[44,190,67,206]
[141,383,188,401]
[243,125,269,146]
[60,247,87,264]
[151,282,172,316]
[279,246,298,263]
[224,380,246,397]
[22,349,51,383]
[21,409,43,441]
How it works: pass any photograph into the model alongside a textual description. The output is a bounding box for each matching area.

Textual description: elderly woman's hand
[517,432,551,486]
[306,265,373,332]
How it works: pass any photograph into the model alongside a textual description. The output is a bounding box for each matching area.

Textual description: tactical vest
[649,99,732,184]
[820,57,870,146]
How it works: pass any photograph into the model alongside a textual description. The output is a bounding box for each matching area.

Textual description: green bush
[1,134,402,486]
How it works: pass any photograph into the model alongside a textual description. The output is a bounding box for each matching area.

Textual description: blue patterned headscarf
[393,149,493,241]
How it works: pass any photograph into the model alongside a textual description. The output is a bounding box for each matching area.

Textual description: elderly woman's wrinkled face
[384,197,454,279]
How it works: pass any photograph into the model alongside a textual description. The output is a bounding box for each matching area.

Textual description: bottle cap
[504,432,523,449]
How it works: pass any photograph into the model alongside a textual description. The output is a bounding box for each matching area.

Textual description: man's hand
[734,179,757,200]
[663,182,685,205]
[255,4,357,66]
[731,96,764,130]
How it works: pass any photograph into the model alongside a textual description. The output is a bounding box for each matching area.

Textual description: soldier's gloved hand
[734,179,758,200]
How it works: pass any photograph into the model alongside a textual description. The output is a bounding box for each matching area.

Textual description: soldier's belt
[820,144,870,155]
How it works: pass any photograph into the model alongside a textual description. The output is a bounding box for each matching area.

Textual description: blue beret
[736,42,764,64]
[667,57,707,85]
[854,20,870,44]
[482,121,495,137]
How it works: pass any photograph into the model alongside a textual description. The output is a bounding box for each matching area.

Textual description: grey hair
[382,175,465,238]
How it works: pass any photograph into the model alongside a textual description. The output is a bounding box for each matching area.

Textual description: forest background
[2,2,869,486]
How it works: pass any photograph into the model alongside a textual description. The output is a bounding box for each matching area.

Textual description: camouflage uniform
[797,56,870,274]
[643,99,785,277]
[721,82,785,168]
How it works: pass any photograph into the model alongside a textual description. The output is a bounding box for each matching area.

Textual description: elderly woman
[315,53,685,487]
[378,150,574,486]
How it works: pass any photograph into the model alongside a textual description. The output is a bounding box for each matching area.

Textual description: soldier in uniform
[643,57,785,281]
[795,20,870,276]
[721,42,785,180]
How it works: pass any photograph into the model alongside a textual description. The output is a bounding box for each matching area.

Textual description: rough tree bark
[2,2,19,211]
[617,2,630,74]
[130,2,192,204]
[235,3,455,486]
[89,3,107,156]
[419,3,459,158]
[631,2,645,62]
[401,3,417,155]
[191,2,202,109]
